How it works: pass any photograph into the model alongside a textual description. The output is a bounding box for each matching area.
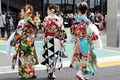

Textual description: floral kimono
[41,14,64,75]
[70,16,98,79]
[11,10,39,78]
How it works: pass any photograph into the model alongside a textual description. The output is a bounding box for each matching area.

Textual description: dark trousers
[6,29,11,39]
[0,27,5,38]
[0,27,11,38]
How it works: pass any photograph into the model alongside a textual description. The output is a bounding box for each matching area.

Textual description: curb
[0,39,7,44]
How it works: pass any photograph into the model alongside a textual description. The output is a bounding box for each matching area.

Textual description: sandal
[48,73,56,79]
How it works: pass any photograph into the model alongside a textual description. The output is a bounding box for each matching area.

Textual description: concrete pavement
[0,66,120,80]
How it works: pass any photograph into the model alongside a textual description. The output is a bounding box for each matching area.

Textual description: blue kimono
[70,16,98,76]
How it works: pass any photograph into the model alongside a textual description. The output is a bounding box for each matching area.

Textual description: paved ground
[0,40,120,66]
[0,66,120,80]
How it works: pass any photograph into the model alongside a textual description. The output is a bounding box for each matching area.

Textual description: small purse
[10,40,16,46]
[60,47,68,58]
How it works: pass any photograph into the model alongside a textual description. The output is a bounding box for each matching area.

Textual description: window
[75,0,82,4]
[49,0,61,4]
[67,0,73,4]
[90,0,94,8]
[44,0,47,4]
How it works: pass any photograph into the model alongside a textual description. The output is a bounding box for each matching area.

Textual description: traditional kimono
[41,14,63,75]
[70,16,98,80]
[11,14,39,78]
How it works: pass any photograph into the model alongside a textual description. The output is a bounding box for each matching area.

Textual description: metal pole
[107,0,119,47]
[87,0,90,10]
[42,0,44,19]
[94,0,96,13]
[61,0,63,4]
[73,0,75,14]
[25,0,28,4]
[100,0,102,13]
[0,0,2,14]
[47,0,49,4]
[61,0,63,9]
[117,0,120,47]
[7,0,9,12]
[64,0,66,13]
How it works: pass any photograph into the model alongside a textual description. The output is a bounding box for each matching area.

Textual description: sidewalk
[0,41,120,74]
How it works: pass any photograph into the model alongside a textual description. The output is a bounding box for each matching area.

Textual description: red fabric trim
[76,75,83,80]
[45,32,55,37]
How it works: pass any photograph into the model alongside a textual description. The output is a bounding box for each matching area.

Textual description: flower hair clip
[25,7,31,13]
[51,9,55,14]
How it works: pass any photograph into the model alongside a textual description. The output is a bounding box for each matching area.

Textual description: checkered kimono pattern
[41,37,62,72]
[41,15,63,73]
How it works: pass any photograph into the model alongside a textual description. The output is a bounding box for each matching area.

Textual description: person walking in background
[41,4,64,79]
[34,11,41,38]
[89,12,95,24]
[94,13,104,31]
[0,12,6,38]
[70,2,98,80]
[5,11,13,39]
[11,4,39,79]
[6,8,26,56]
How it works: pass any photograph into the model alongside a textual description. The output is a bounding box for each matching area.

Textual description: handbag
[10,40,16,46]
[60,47,68,58]
[9,32,16,46]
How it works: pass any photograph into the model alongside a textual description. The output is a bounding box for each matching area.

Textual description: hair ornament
[51,9,55,14]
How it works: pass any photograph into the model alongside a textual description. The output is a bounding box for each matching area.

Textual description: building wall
[44,0,107,15]
[1,0,43,14]
[1,0,107,19]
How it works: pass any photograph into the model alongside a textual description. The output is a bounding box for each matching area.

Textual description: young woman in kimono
[70,2,98,80]
[41,4,65,79]
[11,5,39,79]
